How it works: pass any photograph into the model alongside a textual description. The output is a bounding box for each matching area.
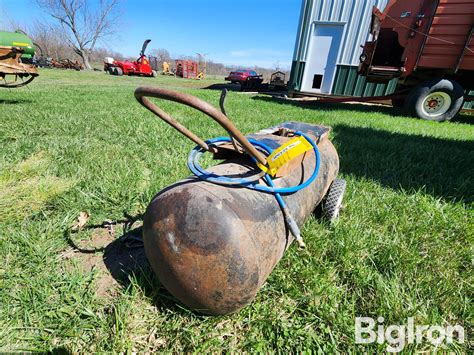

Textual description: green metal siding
[331,66,473,109]
[464,91,474,109]
[288,61,306,92]
[288,0,312,92]
[332,65,398,97]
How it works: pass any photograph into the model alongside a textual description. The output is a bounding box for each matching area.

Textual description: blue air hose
[188,132,320,194]
[187,132,321,248]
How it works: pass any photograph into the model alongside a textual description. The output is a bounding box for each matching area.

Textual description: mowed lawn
[0,69,472,352]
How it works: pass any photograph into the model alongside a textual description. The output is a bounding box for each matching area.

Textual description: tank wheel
[152,70,158,77]
[322,178,346,222]
[404,78,464,122]
[116,67,123,76]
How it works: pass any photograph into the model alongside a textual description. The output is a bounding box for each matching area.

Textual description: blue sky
[0,0,302,69]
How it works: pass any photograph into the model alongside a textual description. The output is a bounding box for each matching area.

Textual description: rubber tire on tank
[116,67,123,76]
[322,178,346,222]
[404,78,464,122]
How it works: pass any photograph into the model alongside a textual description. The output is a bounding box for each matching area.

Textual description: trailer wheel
[404,78,464,121]
[322,178,346,222]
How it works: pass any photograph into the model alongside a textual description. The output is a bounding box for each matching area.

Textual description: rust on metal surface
[359,0,474,80]
[136,87,340,315]
[51,58,84,71]
[0,46,38,88]
[142,123,339,315]
[144,141,338,314]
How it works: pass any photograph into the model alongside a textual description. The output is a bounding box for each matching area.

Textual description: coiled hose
[187,132,321,248]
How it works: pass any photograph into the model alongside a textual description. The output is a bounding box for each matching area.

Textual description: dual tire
[399,78,465,122]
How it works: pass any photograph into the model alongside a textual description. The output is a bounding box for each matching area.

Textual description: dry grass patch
[0,152,73,222]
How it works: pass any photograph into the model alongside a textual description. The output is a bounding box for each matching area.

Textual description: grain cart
[358,0,474,121]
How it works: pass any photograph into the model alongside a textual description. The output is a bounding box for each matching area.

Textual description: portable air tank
[135,87,345,315]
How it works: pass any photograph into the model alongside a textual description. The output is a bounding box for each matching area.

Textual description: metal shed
[289,0,397,97]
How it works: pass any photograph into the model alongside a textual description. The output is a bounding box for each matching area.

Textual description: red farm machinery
[104,39,157,77]
[175,60,205,79]
[358,0,474,121]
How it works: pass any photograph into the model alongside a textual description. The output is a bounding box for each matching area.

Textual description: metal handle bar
[134,86,267,166]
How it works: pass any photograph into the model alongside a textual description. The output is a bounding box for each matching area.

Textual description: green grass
[1,69,472,352]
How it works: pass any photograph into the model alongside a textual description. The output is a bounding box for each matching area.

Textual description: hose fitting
[283,208,306,249]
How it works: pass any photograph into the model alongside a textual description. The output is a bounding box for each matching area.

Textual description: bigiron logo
[355,317,465,352]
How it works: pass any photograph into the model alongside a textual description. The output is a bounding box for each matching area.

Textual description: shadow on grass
[252,95,402,116]
[204,82,288,94]
[50,346,71,354]
[204,82,242,92]
[333,124,474,203]
[0,99,32,105]
[252,95,474,124]
[64,213,202,315]
[102,225,148,284]
[453,112,474,124]
[102,226,204,316]
[251,96,473,202]
[64,120,473,317]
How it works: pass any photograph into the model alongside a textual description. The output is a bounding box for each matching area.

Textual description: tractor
[104,39,157,77]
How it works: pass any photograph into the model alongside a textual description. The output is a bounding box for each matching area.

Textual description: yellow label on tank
[12,42,28,47]
[257,135,312,177]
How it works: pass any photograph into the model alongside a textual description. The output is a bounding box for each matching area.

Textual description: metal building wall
[295,0,389,65]
[289,0,396,96]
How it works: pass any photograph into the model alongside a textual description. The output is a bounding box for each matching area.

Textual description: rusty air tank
[135,87,345,315]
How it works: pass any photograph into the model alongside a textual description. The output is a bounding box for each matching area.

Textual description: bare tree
[36,0,121,69]
[29,21,73,59]
[149,48,171,68]
[273,61,281,72]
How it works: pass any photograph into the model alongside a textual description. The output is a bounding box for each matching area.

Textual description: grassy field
[1,69,472,352]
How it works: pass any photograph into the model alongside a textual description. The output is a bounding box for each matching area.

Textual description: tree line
[3,0,288,78]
